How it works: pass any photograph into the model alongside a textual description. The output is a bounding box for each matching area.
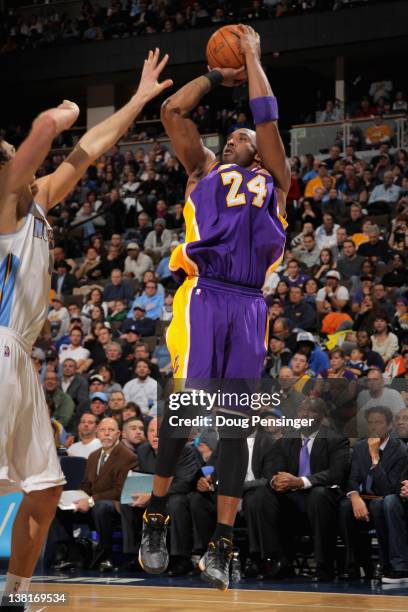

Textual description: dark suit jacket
[243,431,278,493]
[81,442,137,501]
[346,437,408,496]
[137,442,199,495]
[270,425,350,489]
[65,374,89,411]
[51,272,78,295]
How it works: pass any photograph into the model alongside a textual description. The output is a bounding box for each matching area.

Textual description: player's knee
[26,486,62,519]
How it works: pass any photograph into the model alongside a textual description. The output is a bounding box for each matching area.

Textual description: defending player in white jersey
[0,49,171,609]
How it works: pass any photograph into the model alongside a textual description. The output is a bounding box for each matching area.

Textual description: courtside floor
[1,571,408,611]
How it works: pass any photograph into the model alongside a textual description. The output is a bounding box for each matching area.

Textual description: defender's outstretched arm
[36,49,173,211]
[0,101,79,201]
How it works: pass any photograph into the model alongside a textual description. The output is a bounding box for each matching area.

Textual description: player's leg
[140,278,226,573]
[5,487,62,581]
[1,353,65,606]
[200,289,268,590]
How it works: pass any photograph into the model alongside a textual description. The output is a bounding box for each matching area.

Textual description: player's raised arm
[238,25,290,203]
[160,66,244,177]
[36,48,173,211]
[0,101,79,200]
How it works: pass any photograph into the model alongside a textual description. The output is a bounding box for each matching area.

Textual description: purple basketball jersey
[169,162,287,288]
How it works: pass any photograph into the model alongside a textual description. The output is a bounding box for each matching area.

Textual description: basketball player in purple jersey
[139,26,290,590]
[0,50,171,611]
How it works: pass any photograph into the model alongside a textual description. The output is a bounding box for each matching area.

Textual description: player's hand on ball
[136,48,173,102]
[208,66,247,87]
[237,24,261,59]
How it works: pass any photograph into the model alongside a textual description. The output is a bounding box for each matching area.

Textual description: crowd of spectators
[317,80,407,127]
[5,90,408,582]
[0,0,392,54]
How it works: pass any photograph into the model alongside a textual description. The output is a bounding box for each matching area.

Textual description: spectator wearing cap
[124,305,156,336]
[48,294,70,340]
[295,331,330,375]
[59,327,92,374]
[292,234,321,270]
[43,371,75,431]
[123,359,160,415]
[315,213,340,251]
[371,313,399,364]
[382,253,408,289]
[123,242,153,282]
[67,412,102,459]
[102,269,134,311]
[357,225,390,262]
[337,240,365,281]
[304,162,335,198]
[316,270,349,315]
[127,280,164,320]
[68,303,91,335]
[263,335,292,380]
[51,260,78,296]
[61,358,89,413]
[144,218,172,259]
[280,260,310,290]
[104,342,131,386]
[89,392,110,419]
[284,286,317,332]
[120,323,142,362]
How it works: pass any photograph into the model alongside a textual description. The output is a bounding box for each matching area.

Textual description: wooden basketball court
[26,582,408,612]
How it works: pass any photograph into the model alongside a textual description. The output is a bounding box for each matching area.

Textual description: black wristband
[204,70,223,89]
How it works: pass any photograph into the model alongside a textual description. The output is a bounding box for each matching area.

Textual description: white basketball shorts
[0,328,65,494]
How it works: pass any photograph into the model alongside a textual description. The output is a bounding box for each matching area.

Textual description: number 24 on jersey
[221,170,268,208]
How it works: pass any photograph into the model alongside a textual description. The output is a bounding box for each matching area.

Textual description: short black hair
[365,405,393,425]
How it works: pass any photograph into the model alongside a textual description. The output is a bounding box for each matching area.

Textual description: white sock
[4,572,31,594]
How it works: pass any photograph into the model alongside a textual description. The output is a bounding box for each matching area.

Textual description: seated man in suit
[254,397,350,581]
[120,417,199,574]
[51,417,137,571]
[382,459,408,584]
[339,406,407,579]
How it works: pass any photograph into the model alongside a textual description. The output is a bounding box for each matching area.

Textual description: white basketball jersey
[0,203,54,348]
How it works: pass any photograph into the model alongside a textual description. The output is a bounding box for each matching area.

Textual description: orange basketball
[206,25,245,70]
